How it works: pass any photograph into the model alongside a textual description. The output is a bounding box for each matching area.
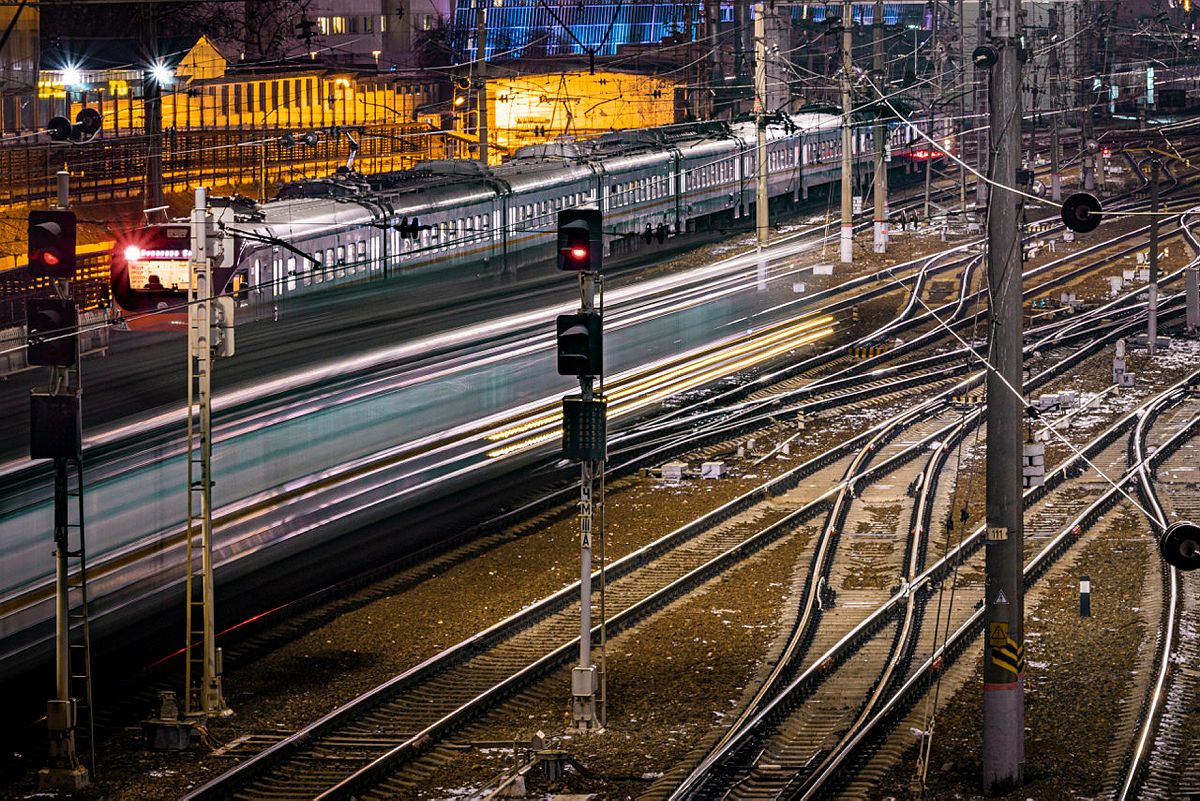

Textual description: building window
[364,15,373,33]
[306,79,313,106]
[317,16,329,34]
[422,13,434,30]
[259,82,267,112]
[348,16,357,33]
[380,15,387,31]
[331,16,346,34]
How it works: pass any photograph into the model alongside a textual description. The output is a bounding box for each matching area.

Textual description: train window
[313,251,324,283]
[286,257,297,292]
[356,240,367,269]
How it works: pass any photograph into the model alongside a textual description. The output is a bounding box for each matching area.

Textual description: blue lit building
[452,2,908,61]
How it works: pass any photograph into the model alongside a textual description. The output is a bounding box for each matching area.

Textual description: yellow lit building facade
[484,71,681,155]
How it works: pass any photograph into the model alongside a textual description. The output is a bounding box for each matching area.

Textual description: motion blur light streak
[484,315,835,443]
[485,322,835,458]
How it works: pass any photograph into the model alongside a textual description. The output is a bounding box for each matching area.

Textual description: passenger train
[111,111,949,328]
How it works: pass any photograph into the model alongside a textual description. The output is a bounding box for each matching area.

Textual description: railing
[0,122,455,212]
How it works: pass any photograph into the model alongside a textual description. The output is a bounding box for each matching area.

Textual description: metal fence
[0,122,456,210]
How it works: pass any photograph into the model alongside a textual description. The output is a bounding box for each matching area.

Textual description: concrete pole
[474,1,488,166]
[1188,258,1200,333]
[754,0,768,249]
[1148,159,1160,355]
[924,0,938,220]
[1049,5,1062,202]
[142,7,163,210]
[873,0,888,253]
[975,0,989,211]
[1079,5,1096,192]
[983,0,1025,792]
[840,0,854,265]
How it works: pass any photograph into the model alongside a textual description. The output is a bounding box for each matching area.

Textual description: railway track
[1112,389,1200,799]
[52,145,1187,796]
[672,365,1200,800]
[180,276,1179,799]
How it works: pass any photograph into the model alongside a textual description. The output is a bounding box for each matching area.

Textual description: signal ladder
[59,457,96,775]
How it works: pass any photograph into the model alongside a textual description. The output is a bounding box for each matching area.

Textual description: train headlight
[124,245,142,263]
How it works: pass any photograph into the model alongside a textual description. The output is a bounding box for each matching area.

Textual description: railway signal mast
[556,210,607,730]
[184,187,232,721]
[982,0,1025,790]
[30,172,93,792]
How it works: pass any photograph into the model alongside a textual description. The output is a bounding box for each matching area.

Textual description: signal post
[556,209,606,730]
[28,173,92,791]
[184,187,234,722]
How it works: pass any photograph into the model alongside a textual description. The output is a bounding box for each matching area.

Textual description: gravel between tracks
[868,507,1153,801]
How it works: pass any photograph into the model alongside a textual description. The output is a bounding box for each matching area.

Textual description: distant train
[111,111,949,329]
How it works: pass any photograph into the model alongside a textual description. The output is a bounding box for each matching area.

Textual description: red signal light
[41,250,60,267]
[569,246,588,260]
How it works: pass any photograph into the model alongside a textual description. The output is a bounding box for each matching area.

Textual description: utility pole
[474,0,489,166]
[872,0,888,253]
[975,0,989,212]
[1049,4,1063,201]
[184,187,228,720]
[754,0,768,249]
[142,8,163,209]
[923,0,938,220]
[840,0,853,265]
[1078,4,1096,192]
[1148,159,1160,355]
[983,0,1025,790]
[705,0,723,117]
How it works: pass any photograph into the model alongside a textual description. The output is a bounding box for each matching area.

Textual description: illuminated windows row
[315,16,389,35]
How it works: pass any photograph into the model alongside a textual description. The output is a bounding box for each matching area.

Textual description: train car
[111,111,943,329]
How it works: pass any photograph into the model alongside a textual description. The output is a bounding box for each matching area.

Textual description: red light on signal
[1101,147,1112,158]
[41,250,60,267]
[569,246,588,260]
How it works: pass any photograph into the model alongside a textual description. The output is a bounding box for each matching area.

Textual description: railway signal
[557,209,603,273]
[47,108,102,143]
[26,298,78,367]
[28,209,77,278]
[1159,521,1200,571]
[1061,192,1103,233]
[556,312,602,377]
